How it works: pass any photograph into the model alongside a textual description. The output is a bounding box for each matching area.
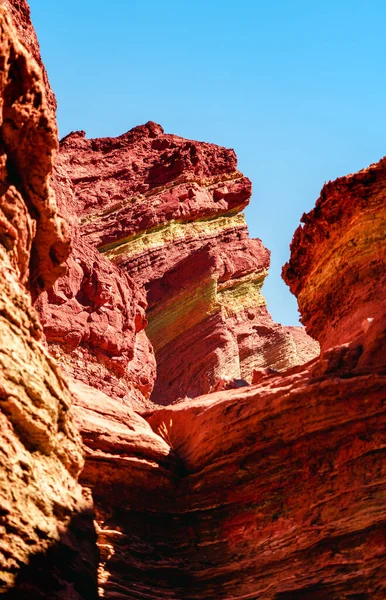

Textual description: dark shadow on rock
[3,507,99,599]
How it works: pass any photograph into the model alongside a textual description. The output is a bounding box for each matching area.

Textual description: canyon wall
[283,161,386,354]
[37,156,156,410]
[43,125,318,406]
[76,156,386,598]
[0,4,97,597]
[1,1,385,599]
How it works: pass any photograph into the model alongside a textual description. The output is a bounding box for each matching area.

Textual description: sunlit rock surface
[37,156,156,410]
[2,2,385,599]
[53,124,318,404]
[72,153,385,598]
[283,160,386,353]
[0,4,97,597]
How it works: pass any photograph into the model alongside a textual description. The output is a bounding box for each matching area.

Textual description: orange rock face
[0,4,97,597]
[3,0,57,115]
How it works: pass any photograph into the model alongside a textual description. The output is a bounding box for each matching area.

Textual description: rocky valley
[0,1,385,598]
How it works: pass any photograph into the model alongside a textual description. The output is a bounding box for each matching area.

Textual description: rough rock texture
[76,327,386,599]
[74,160,386,598]
[3,0,57,115]
[4,3,385,599]
[0,5,97,597]
[51,125,318,404]
[37,157,156,410]
[283,161,386,352]
[3,0,155,411]
[283,325,321,364]
[0,0,69,297]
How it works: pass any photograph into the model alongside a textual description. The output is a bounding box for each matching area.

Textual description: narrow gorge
[0,2,385,599]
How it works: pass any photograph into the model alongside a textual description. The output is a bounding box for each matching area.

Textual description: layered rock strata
[0,5,97,597]
[75,161,386,598]
[37,158,156,410]
[50,125,318,404]
[4,3,385,599]
[283,161,386,352]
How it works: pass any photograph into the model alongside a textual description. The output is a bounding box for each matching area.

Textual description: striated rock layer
[50,124,318,405]
[283,161,386,353]
[4,3,385,599]
[0,5,97,598]
[75,157,386,599]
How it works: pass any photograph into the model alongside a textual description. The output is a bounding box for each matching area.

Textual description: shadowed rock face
[50,125,318,405]
[0,4,98,597]
[37,155,156,410]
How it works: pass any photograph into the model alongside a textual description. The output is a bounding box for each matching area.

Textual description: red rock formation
[4,4,385,600]
[0,5,97,597]
[282,161,386,353]
[283,324,321,364]
[74,158,386,598]
[37,156,156,409]
[51,124,318,405]
[3,1,155,411]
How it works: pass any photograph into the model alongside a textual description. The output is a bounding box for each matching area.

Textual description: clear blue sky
[29,0,386,326]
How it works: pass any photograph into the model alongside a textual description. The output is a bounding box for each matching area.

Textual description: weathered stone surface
[283,324,321,364]
[53,124,318,404]
[74,155,385,598]
[4,0,57,115]
[282,160,386,352]
[68,379,178,597]
[4,4,385,600]
[0,6,97,597]
[36,154,156,409]
[78,330,386,599]
[4,0,155,410]
[0,3,69,298]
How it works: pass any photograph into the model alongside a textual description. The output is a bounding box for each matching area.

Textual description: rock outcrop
[45,124,318,405]
[37,157,156,410]
[3,0,57,115]
[283,161,386,353]
[75,158,386,598]
[0,5,97,597]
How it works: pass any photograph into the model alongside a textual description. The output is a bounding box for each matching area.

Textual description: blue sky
[29,0,386,325]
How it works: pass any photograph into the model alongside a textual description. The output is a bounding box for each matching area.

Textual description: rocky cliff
[75,158,386,597]
[283,161,386,354]
[41,124,318,405]
[0,4,97,597]
[37,154,156,411]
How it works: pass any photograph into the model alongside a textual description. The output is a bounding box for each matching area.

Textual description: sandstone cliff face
[37,156,156,410]
[3,0,57,115]
[75,160,386,598]
[0,5,97,597]
[283,161,386,353]
[3,2,385,599]
[47,124,318,405]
